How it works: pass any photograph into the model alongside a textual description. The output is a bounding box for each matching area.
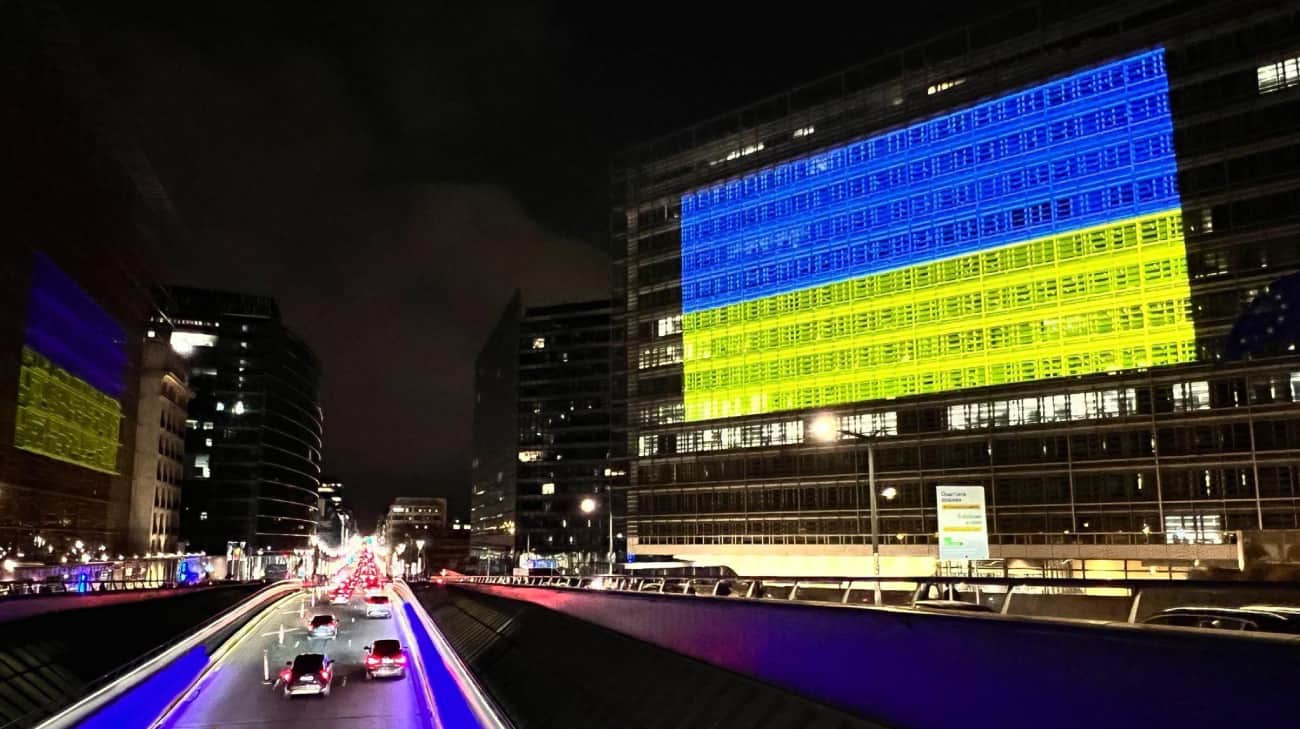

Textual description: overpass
[0,574,1296,729]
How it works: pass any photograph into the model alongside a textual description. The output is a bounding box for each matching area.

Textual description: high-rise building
[316,481,352,548]
[381,496,448,544]
[617,0,1300,578]
[129,336,190,554]
[0,1,177,558]
[158,288,324,554]
[471,296,627,574]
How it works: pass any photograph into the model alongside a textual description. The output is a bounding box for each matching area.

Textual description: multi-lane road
[157,588,436,729]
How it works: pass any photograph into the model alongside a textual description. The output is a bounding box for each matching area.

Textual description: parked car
[281,653,333,697]
[1141,606,1300,634]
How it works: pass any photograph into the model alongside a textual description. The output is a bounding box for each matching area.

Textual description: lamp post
[810,415,896,603]
[579,495,614,575]
[415,539,425,580]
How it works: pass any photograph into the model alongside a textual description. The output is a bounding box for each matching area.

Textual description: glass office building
[617,0,1300,577]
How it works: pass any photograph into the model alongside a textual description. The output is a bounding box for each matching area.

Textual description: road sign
[936,486,989,560]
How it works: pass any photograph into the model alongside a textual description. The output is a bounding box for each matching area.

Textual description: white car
[308,614,338,639]
[364,640,407,679]
[364,595,392,618]
[329,591,350,606]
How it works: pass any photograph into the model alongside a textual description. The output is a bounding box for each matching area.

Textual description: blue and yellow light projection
[14,253,125,473]
[680,49,1195,421]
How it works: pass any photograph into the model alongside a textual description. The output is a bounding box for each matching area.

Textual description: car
[364,595,392,618]
[363,639,407,680]
[329,591,350,605]
[1141,606,1300,634]
[281,653,334,697]
[308,614,339,639]
[912,599,996,613]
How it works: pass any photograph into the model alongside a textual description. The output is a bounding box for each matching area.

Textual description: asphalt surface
[158,589,435,729]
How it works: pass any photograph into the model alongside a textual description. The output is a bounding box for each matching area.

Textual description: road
[157,588,436,729]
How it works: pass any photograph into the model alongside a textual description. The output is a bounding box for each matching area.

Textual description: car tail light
[319,667,332,682]
[365,655,381,668]
[280,668,293,682]
[394,653,407,666]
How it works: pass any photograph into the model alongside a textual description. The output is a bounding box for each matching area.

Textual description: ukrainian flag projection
[680,49,1196,422]
[14,253,126,473]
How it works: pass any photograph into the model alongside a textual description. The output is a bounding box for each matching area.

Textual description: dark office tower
[0,1,177,556]
[470,293,521,567]
[618,1,1300,578]
[471,295,626,574]
[158,288,324,554]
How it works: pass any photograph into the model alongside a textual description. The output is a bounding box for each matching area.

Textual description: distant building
[0,1,177,557]
[158,287,324,554]
[129,336,190,554]
[316,481,352,548]
[381,497,447,545]
[471,296,627,574]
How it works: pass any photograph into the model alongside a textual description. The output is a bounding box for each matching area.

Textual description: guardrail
[25,581,300,729]
[393,581,513,729]
[0,579,202,599]
[452,574,1300,623]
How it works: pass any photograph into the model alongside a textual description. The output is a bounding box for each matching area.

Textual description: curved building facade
[158,287,324,554]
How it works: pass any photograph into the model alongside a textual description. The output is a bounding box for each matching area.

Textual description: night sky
[66,1,976,527]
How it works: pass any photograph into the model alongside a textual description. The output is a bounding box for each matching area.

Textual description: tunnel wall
[457,583,1300,729]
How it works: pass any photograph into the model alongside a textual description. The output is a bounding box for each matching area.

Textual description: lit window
[1257,55,1300,94]
[927,78,965,95]
[204,438,213,447]
[793,125,815,138]
[202,421,214,430]
[199,511,208,521]
[1164,514,1223,544]
[146,329,156,338]
[517,450,543,463]
[215,402,225,412]
[169,331,216,356]
[541,482,555,495]
[532,337,546,350]
[194,453,210,479]
[233,401,246,415]
[240,341,248,349]
[185,419,198,428]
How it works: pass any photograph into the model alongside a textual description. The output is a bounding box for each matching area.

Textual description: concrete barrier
[459,583,1300,729]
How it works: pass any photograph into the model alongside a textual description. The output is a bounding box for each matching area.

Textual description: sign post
[936,486,990,563]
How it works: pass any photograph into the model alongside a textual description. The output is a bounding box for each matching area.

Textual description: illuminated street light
[881,487,898,500]
[809,414,838,442]
[579,497,597,514]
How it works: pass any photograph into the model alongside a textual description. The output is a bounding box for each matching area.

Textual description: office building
[0,1,177,557]
[617,0,1300,578]
[471,296,626,574]
[382,496,448,544]
[159,288,324,554]
[315,481,352,548]
[129,336,190,554]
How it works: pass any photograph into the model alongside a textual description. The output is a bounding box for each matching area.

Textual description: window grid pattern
[683,211,1195,420]
[678,48,1194,422]
[680,49,1179,312]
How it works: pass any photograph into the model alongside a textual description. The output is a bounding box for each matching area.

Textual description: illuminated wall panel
[14,253,125,472]
[680,49,1195,421]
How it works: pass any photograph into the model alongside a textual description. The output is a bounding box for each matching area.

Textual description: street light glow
[881,487,898,500]
[809,415,838,442]
[579,497,597,514]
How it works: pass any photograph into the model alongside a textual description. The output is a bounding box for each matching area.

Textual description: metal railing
[449,573,1300,623]
[0,579,195,599]
[632,530,1239,547]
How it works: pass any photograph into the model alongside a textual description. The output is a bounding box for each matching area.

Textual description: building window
[199,511,208,521]
[233,401,246,415]
[194,453,210,479]
[792,125,815,139]
[215,402,225,412]
[655,315,683,337]
[638,343,683,370]
[541,482,556,495]
[927,78,965,95]
[532,337,546,350]
[169,331,216,356]
[1164,514,1223,544]
[203,421,214,430]
[1257,55,1300,94]
[518,450,543,463]
[205,438,213,447]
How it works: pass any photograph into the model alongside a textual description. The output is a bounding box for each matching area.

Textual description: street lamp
[415,539,425,580]
[579,496,615,575]
[811,413,890,600]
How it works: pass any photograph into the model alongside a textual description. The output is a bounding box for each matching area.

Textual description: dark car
[363,639,408,679]
[281,653,334,697]
[1141,606,1300,634]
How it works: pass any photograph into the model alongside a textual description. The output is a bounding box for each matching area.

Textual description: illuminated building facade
[1,1,174,556]
[618,0,1300,577]
[129,336,190,554]
[159,288,324,554]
